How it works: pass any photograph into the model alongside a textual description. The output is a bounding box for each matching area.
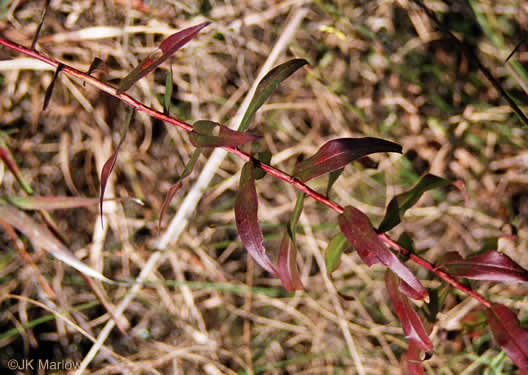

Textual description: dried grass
[1,0,528,374]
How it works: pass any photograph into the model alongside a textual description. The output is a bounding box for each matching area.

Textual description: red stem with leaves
[0,35,493,308]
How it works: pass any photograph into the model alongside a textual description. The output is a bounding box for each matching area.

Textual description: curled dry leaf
[294,137,402,182]
[385,270,433,355]
[486,303,528,372]
[438,250,528,283]
[338,206,428,300]
[235,162,278,276]
[190,120,261,148]
[117,22,210,94]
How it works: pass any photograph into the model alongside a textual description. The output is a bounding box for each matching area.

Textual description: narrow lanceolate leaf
[100,109,135,226]
[325,232,348,274]
[378,174,450,233]
[158,182,182,231]
[486,304,528,371]
[277,233,303,292]
[158,149,200,230]
[31,0,51,50]
[0,143,33,194]
[190,120,261,148]
[339,206,428,300]
[235,162,278,276]
[386,270,433,354]
[43,63,63,111]
[438,250,528,283]
[294,138,402,182]
[0,204,115,283]
[117,22,210,94]
[238,58,308,132]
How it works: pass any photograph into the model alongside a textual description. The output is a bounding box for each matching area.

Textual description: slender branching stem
[0,36,492,308]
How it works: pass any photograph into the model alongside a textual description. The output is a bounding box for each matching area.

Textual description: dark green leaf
[326,168,343,197]
[238,59,308,132]
[378,174,451,233]
[325,232,347,274]
[255,151,272,180]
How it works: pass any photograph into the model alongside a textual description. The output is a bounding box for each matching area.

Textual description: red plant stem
[0,36,492,308]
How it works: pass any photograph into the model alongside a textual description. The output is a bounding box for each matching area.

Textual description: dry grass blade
[0,204,115,284]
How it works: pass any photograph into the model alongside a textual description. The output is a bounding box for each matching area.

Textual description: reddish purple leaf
[117,22,210,94]
[338,206,428,300]
[99,109,134,226]
[190,120,261,148]
[158,182,182,231]
[407,341,425,375]
[0,145,33,194]
[294,138,402,182]
[438,250,528,283]
[386,270,433,354]
[99,150,119,226]
[277,232,303,292]
[235,162,278,276]
[486,303,528,371]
